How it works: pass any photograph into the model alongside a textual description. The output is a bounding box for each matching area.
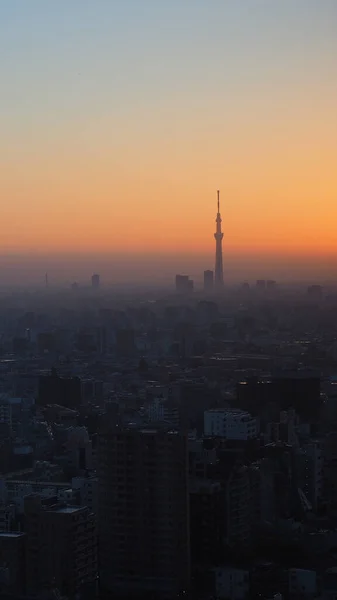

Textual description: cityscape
[1,2,337,600]
[0,196,337,600]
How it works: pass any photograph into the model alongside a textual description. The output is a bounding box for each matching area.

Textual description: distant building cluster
[174,193,280,294]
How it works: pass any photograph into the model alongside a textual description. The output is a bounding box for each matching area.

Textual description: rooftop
[205,408,251,416]
[50,506,83,514]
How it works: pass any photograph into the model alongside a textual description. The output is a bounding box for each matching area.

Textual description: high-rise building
[256,279,266,290]
[214,190,224,289]
[175,274,190,293]
[24,495,97,597]
[203,270,214,292]
[189,480,224,567]
[98,426,190,598]
[91,273,100,289]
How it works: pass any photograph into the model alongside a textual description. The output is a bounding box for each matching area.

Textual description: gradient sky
[1,1,337,282]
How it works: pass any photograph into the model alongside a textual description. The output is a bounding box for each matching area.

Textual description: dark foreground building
[24,495,97,597]
[98,427,190,599]
[38,369,82,408]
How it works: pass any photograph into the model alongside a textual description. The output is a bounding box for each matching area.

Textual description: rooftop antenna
[45,273,49,289]
[217,190,220,213]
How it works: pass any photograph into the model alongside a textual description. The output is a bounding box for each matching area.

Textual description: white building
[213,566,249,599]
[204,408,258,440]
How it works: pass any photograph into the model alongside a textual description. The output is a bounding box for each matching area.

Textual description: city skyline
[1,4,337,596]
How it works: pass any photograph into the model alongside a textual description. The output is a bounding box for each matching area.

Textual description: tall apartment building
[189,479,224,567]
[24,495,97,597]
[98,427,190,599]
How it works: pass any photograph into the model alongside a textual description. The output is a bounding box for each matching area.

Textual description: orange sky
[1,1,336,271]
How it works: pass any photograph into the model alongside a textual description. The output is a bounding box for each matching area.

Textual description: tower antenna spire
[214,190,224,289]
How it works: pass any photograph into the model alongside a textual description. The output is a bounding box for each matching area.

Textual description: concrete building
[24,495,97,597]
[288,568,316,599]
[298,440,323,511]
[322,567,337,599]
[72,476,98,514]
[98,427,190,598]
[225,464,251,549]
[0,504,16,532]
[65,426,93,475]
[0,397,12,431]
[189,479,224,567]
[0,532,26,595]
[145,397,179,429]
[204,408,258,440]
[212,566,249,600]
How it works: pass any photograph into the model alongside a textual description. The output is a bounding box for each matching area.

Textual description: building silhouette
[0,532,26,595]
[38,369,82,409]
[307,284,323,301]
[188,278,194,291]
[91,273,100,289]
[203,270,214,292]
[24,495,97,597]
[98,426,190,598]
[175,274,193,293]
[214,190,224,289]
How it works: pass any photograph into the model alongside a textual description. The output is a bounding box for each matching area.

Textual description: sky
[0,1,336,283]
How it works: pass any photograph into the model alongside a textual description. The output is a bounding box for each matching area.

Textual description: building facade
[204,409,258,440]
[98,427,190,598]
[24,495,97,597]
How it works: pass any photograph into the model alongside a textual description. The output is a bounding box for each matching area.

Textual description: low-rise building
[204,408,258,440]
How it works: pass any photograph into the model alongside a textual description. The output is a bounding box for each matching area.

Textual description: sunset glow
[1,1,336,282]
